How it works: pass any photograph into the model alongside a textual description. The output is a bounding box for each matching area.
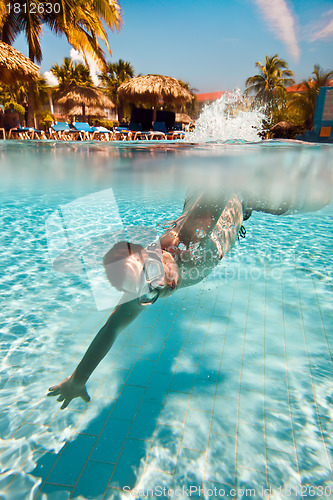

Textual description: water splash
[186,89,265,143]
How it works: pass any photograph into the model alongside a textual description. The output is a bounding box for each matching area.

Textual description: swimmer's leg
[243,190,332,217]
[243,199,290,217]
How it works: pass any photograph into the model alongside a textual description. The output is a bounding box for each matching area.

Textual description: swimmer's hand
[47,375,90,410]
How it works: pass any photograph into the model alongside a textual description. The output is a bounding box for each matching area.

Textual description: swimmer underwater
[47,189,329,408]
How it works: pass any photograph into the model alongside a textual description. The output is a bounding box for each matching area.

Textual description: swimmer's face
[120,251,180,297]
[120,254,143,295]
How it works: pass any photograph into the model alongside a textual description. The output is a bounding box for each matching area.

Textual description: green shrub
[96,120,119,129]
[40,111,55,130]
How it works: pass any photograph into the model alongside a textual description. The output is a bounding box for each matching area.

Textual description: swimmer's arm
[72,296,143,385]
[48,296,143,408]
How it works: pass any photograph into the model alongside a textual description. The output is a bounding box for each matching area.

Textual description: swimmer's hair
[103,241,144,291]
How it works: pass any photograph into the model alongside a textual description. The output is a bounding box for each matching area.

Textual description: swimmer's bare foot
[47,375,90,410]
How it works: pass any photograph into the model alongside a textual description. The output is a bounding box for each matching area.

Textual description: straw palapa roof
[118,74,193,105]
[67,105,109,116]
[175,113,194,124]
[56,86,115,109]
[0,41,40,84]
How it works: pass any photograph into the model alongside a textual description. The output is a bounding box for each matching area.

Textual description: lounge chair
[91,126,114,141]
[8,126,32,139]
[167,124,186,140]
[50,122,89,140]
[8,125,46,140]
[113,126,132,140]
[72,122,95,140]
[128,123,152,140]
[50,122,74,140]
[150,121,167,140]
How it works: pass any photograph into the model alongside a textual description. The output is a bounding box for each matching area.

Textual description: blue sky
[14,0,333,92]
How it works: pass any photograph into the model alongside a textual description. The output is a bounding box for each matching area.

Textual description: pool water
[0,140,332,499]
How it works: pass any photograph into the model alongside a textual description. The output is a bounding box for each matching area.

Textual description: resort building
[286,79,333,93]
[195,91,226,114]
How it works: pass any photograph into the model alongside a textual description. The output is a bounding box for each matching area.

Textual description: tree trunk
[48,92,54,114]
[117,99,123,123]
[152,97,157,122]
[27,46,35,128]
[27,81,35,127]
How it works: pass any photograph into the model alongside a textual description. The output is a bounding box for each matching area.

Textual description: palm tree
[245,54,295,112]
[288,65,333,129]
[0,75,48,104]
[0,80,28,105]
[0,0,122,125]
[0,1,6,19]
[99,59,135,121]
[0,0,43,124]
[51,57,93,94]
[0,76,49,126]
[177,80,196,114]
[30,76,50,110]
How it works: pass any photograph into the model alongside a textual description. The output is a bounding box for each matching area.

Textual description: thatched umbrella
[67,105,111,118]
[0,41,40,84]
[118,74,193,121]
[175,113,194,124]
[56,86,115,121]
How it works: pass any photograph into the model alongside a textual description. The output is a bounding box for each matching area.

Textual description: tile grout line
[201,280,236,496]
[3,304,107,499]
[310,271,332,365]
[129,291,193,493]
[70,300,171,499]
[29,309,112,499]
[233,267,252,496]
[262,259,279,495]
[8,306,98,415]
[100,291,192,499]
[165,285,216,500]
[294,265,333,477]
[279,266,304,497]
[35,302,132,499]
[0,296,91,390]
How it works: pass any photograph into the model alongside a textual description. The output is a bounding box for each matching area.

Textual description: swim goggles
[138,243,165,306]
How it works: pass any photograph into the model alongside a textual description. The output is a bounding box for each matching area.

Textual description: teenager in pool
[46,189,317,408]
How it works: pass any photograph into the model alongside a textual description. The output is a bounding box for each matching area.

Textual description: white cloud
[254,0,300,62]
[43,70,59,87]
[70,48,100,86]
[309,10,333,41]
[69,48,82,63]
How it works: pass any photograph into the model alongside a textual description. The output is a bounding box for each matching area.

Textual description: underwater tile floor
[1,260,332,500]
